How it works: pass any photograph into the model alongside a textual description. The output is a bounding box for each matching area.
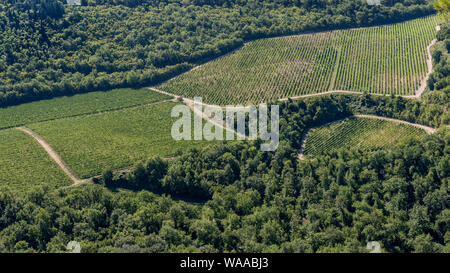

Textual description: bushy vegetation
[160,16,438,105]
[428,23,450,93]
[0,88,170,129]
[303,117,427,157]
[96,93,448,200]
[0,89,447,253]
[0,129,447,253]
[27,101,219,178]
[0,0,447,255]
[276,93,447,156]
[0,129,71,194]
[0,0,435,107]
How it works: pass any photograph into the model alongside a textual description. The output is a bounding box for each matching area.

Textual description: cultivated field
[0,129,71,193]
[303,117,427,157]
[0,88,171,129]
[28,102,221,178]
[158,16,437,105]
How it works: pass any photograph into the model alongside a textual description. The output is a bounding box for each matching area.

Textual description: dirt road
[17,126,86,185]
[297,114,436,160]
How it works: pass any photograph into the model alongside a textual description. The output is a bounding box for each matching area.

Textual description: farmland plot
[0,88,171,129]
[0,129,71,193]
[159,16,437,105]
[303,117,427,157]
[28,102,222,178]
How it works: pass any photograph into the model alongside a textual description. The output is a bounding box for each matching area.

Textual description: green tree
[434,0,450,22]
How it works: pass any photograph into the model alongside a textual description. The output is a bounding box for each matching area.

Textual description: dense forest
[99,91,450,198]
[0,93,448,253]
[0,0,448,253]
[0,0,435,107]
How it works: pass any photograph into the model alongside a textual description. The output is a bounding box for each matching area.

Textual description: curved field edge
[157,16,438,105]
[301,116,430,158]
[17,126,85,185]
[0,129,72,194]
[0,88,171,130]
[26,101,223,179]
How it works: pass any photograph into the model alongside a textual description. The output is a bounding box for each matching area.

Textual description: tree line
[0,119,447,252]
[0,0,435,107]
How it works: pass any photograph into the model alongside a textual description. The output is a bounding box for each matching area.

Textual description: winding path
[12,97,243,186]
[404,39,437,99]
[151,84,439,162]
[149,87,247,138]
[9,25,440,185]
[150,29,439,106]
[148,32,440,163]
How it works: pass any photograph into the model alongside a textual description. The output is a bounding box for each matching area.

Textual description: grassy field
[0,129,71,193]
[303,117,427,157]
[159,16,437,105]
[0,88,171,129]
[28,102,223,178]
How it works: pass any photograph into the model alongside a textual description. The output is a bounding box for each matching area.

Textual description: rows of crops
[28,102,221,178]
[333,17,437,94]
[159,16,437,105]
[0,88,171,129]
[0,129,71,194]
[160,31,338,105]
[303,117,427,157]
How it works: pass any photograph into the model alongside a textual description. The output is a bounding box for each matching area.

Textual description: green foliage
[304,117,427,157]
[0,0,435,106]
[428,25,450,99]
[0,0,447,255]
[434,0,450,22]
[0,129,71,194]
[0,88,170,129]
[160,16,438,105]
[27,102,217,178]
[0,127,447,253]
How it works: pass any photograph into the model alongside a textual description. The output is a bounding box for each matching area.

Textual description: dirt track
[10,27,440,185]
[404,39,437,99]
[150,32,438,105]
[297,114,436,160]
[354,114,436,134]
[17,126,86,185]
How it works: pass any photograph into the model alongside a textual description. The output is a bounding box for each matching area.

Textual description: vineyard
[0,129,71,193]
[158,16,437,105]
[0,88,171,130]
[27,102,219,178]
[303,117,427,157]
[333,17,436,94]
[0,16,440,193]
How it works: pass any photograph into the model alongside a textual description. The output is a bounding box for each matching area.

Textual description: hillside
[302,116,429,158]
[0,0,435,107]
[0,1,448,255]
[159,16,438,105]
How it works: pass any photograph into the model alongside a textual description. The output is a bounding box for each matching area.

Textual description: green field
[28,102,222,178]
[159,16,437,105]
[303,117,427,157]
[0,129,71,193]
[0,88,171,129]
